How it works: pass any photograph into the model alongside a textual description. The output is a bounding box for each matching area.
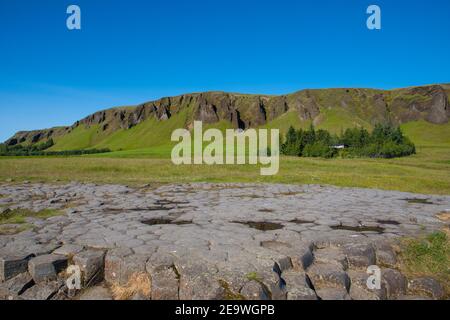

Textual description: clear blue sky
[1,0,449,141]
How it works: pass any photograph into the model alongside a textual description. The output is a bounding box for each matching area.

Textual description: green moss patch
[218,280,245,300]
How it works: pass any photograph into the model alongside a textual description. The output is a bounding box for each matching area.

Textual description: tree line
[0,139,111,156]
[280,123,416,159]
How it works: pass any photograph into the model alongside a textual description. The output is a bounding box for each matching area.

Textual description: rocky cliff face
[5,84,450,146]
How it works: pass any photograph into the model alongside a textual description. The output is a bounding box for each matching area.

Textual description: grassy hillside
[48,125,102,150]
[401,120,450,147]
[48,110,449,156]
[7,84,449,152]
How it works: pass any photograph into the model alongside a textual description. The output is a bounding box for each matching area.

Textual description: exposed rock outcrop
[5,84,450,146]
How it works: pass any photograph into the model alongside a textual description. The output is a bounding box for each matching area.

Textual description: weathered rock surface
[0,182,448,300]
[28,255,68,283]
[316,288,351,300]
[342,243,376,270]
[53,244,84,257]
[240,281,270,300]
[348,270,386,300]
[282,271,317,300]
[20,281,62,300]
[78,286,113,300]
[0,254,34,282]
[307,264,350,291]
[0,272,34,300]
[73,250,105,286]
[382,268,407,299]
[407,277,445,300]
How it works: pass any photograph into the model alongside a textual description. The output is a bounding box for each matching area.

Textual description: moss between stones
[245,272,262,283]
[0,208,63,224]
[0,223,33,235]
[218,280,245,300]
[0,208,63,235]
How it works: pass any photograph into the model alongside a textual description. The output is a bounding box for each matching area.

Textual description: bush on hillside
[281,123,415,159]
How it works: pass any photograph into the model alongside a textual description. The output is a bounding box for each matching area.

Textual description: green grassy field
[1,121,449,195]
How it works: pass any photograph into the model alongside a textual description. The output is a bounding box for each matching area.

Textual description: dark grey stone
[78,286,113,300]
[307,264,350,291]
[150,267,179,300]
[0,272,34,299]
[342,243,376,269]
[73,250,106,286]
[382,268,407,299]
[240,281,270,300]
[283,271,317,300]
[0,254,34,282]
[20,281,62,300]
[28,254,68,283]
[348,270,386,300]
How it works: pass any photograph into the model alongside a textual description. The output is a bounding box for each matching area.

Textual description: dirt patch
[436,212,450,222]
[155,199,190,206]
[289,219,314,224]
[104,206,172,213]
[231,221,284,231]
[258,208,275,213]
[402,198,434,205]
[275,192,304,196]
[141,218,192,226]
[377,220,400,225]
[234,194,265,199]
[331,224,385,234]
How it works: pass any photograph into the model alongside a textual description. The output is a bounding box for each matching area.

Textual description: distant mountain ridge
[5,84,450,151]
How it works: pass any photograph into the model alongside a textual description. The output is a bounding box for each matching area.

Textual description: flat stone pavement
[0,182,449,300]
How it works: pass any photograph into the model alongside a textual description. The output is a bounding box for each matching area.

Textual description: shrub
[303,142,337,158]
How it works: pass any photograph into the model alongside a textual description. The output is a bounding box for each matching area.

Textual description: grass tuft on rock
[110,272,151,300]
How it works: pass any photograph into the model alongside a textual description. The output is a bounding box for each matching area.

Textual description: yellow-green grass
[399,231,450,297]
[0,208,63,235]
[0,142,449,194]
[401,120,450,147]
[0,208,63,225]
[314,108,373,134]
[0,223,32,236]
[1,121,449,195]
[48,107,194,152]
[260,111,310,135]
[48,125,103,151]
